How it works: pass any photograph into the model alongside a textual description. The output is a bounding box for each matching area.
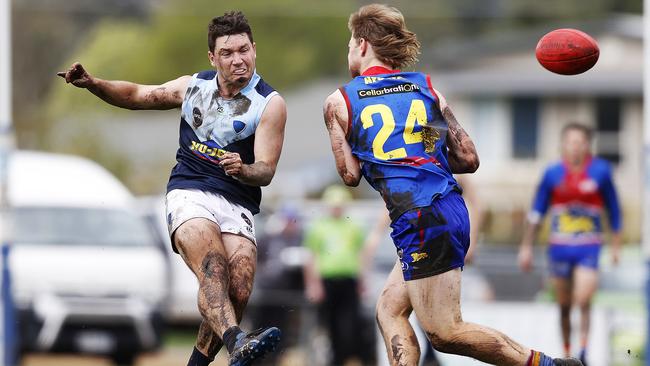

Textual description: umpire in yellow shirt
[303,185,366,366]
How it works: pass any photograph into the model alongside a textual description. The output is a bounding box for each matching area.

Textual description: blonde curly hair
[348,4,421,69]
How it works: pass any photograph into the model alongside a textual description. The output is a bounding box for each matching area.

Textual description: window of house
[511,97,539,159]
[595,97,621,164]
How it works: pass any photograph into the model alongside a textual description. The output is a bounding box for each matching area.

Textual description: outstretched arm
[323,90,361,187]
[433,88,479,174]
[57,62,190,110]
[220,95,287,186]
[518,169,552,272]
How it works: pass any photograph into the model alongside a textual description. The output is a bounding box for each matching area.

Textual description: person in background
[251,206,304,365]
[519,123,622,366]
[303,185,366,366]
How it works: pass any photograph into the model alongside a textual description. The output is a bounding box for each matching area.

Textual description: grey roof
[421,15,642,69]
[431,69,642,96]
[422,15,642,96]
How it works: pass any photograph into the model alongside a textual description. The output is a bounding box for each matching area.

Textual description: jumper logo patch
[241,213,252,227]
[557,213,596,233]
[363,76,405,84]
[190,141,227,162]
[411,252,429,262]
[233,120,246,134]
[357,83,421,99]
[192,107,203,128]
[241,213,253,234]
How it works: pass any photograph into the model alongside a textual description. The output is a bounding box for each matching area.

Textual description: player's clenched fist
[219,152,244,177]
[57,62,93,88]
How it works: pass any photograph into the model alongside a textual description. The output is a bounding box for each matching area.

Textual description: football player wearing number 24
[322,4,583,366]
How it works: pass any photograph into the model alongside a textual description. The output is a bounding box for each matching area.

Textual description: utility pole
[0,0,15,365]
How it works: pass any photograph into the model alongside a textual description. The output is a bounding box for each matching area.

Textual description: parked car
[136,195,201,324]
[7,151,167,365]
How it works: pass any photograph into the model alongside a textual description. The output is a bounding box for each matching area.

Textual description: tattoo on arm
[443,107,470,149]
[442,105,479,173]
[324,97,360,185]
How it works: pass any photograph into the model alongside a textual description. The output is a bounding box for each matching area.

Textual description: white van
[136,195,201,324]
[6,151,167,365]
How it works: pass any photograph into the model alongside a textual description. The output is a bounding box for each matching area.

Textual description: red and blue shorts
[548,243,601,278]
[390,191,470,281]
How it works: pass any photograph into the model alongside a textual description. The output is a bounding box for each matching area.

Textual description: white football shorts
[165,189,256,248]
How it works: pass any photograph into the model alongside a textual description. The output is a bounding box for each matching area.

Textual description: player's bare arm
[57,62,190,110]
[518,219,541,272]
[444,106,479,173]
[220,95,287,186]
[432,88,479,174]
[323,90,361,187]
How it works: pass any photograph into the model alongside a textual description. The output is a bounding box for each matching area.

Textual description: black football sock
[223,326,244,354]
[187,346,213,366]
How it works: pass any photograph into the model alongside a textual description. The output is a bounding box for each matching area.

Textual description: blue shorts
[390,191,470,281]
[547,244,601,278]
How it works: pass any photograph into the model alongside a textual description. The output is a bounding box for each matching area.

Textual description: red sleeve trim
[425,74,440,109]
[338,86,353,140]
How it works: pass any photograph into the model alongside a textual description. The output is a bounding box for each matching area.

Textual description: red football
[535,28,599,75]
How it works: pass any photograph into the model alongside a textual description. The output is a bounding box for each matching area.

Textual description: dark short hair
[561,122,593,142]
[208,11,253,52]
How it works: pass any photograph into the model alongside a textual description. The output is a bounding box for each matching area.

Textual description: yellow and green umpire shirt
[304,217,365,279]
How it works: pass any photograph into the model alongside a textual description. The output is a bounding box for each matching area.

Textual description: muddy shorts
[165,189,256,253]
[390,191,470,281]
